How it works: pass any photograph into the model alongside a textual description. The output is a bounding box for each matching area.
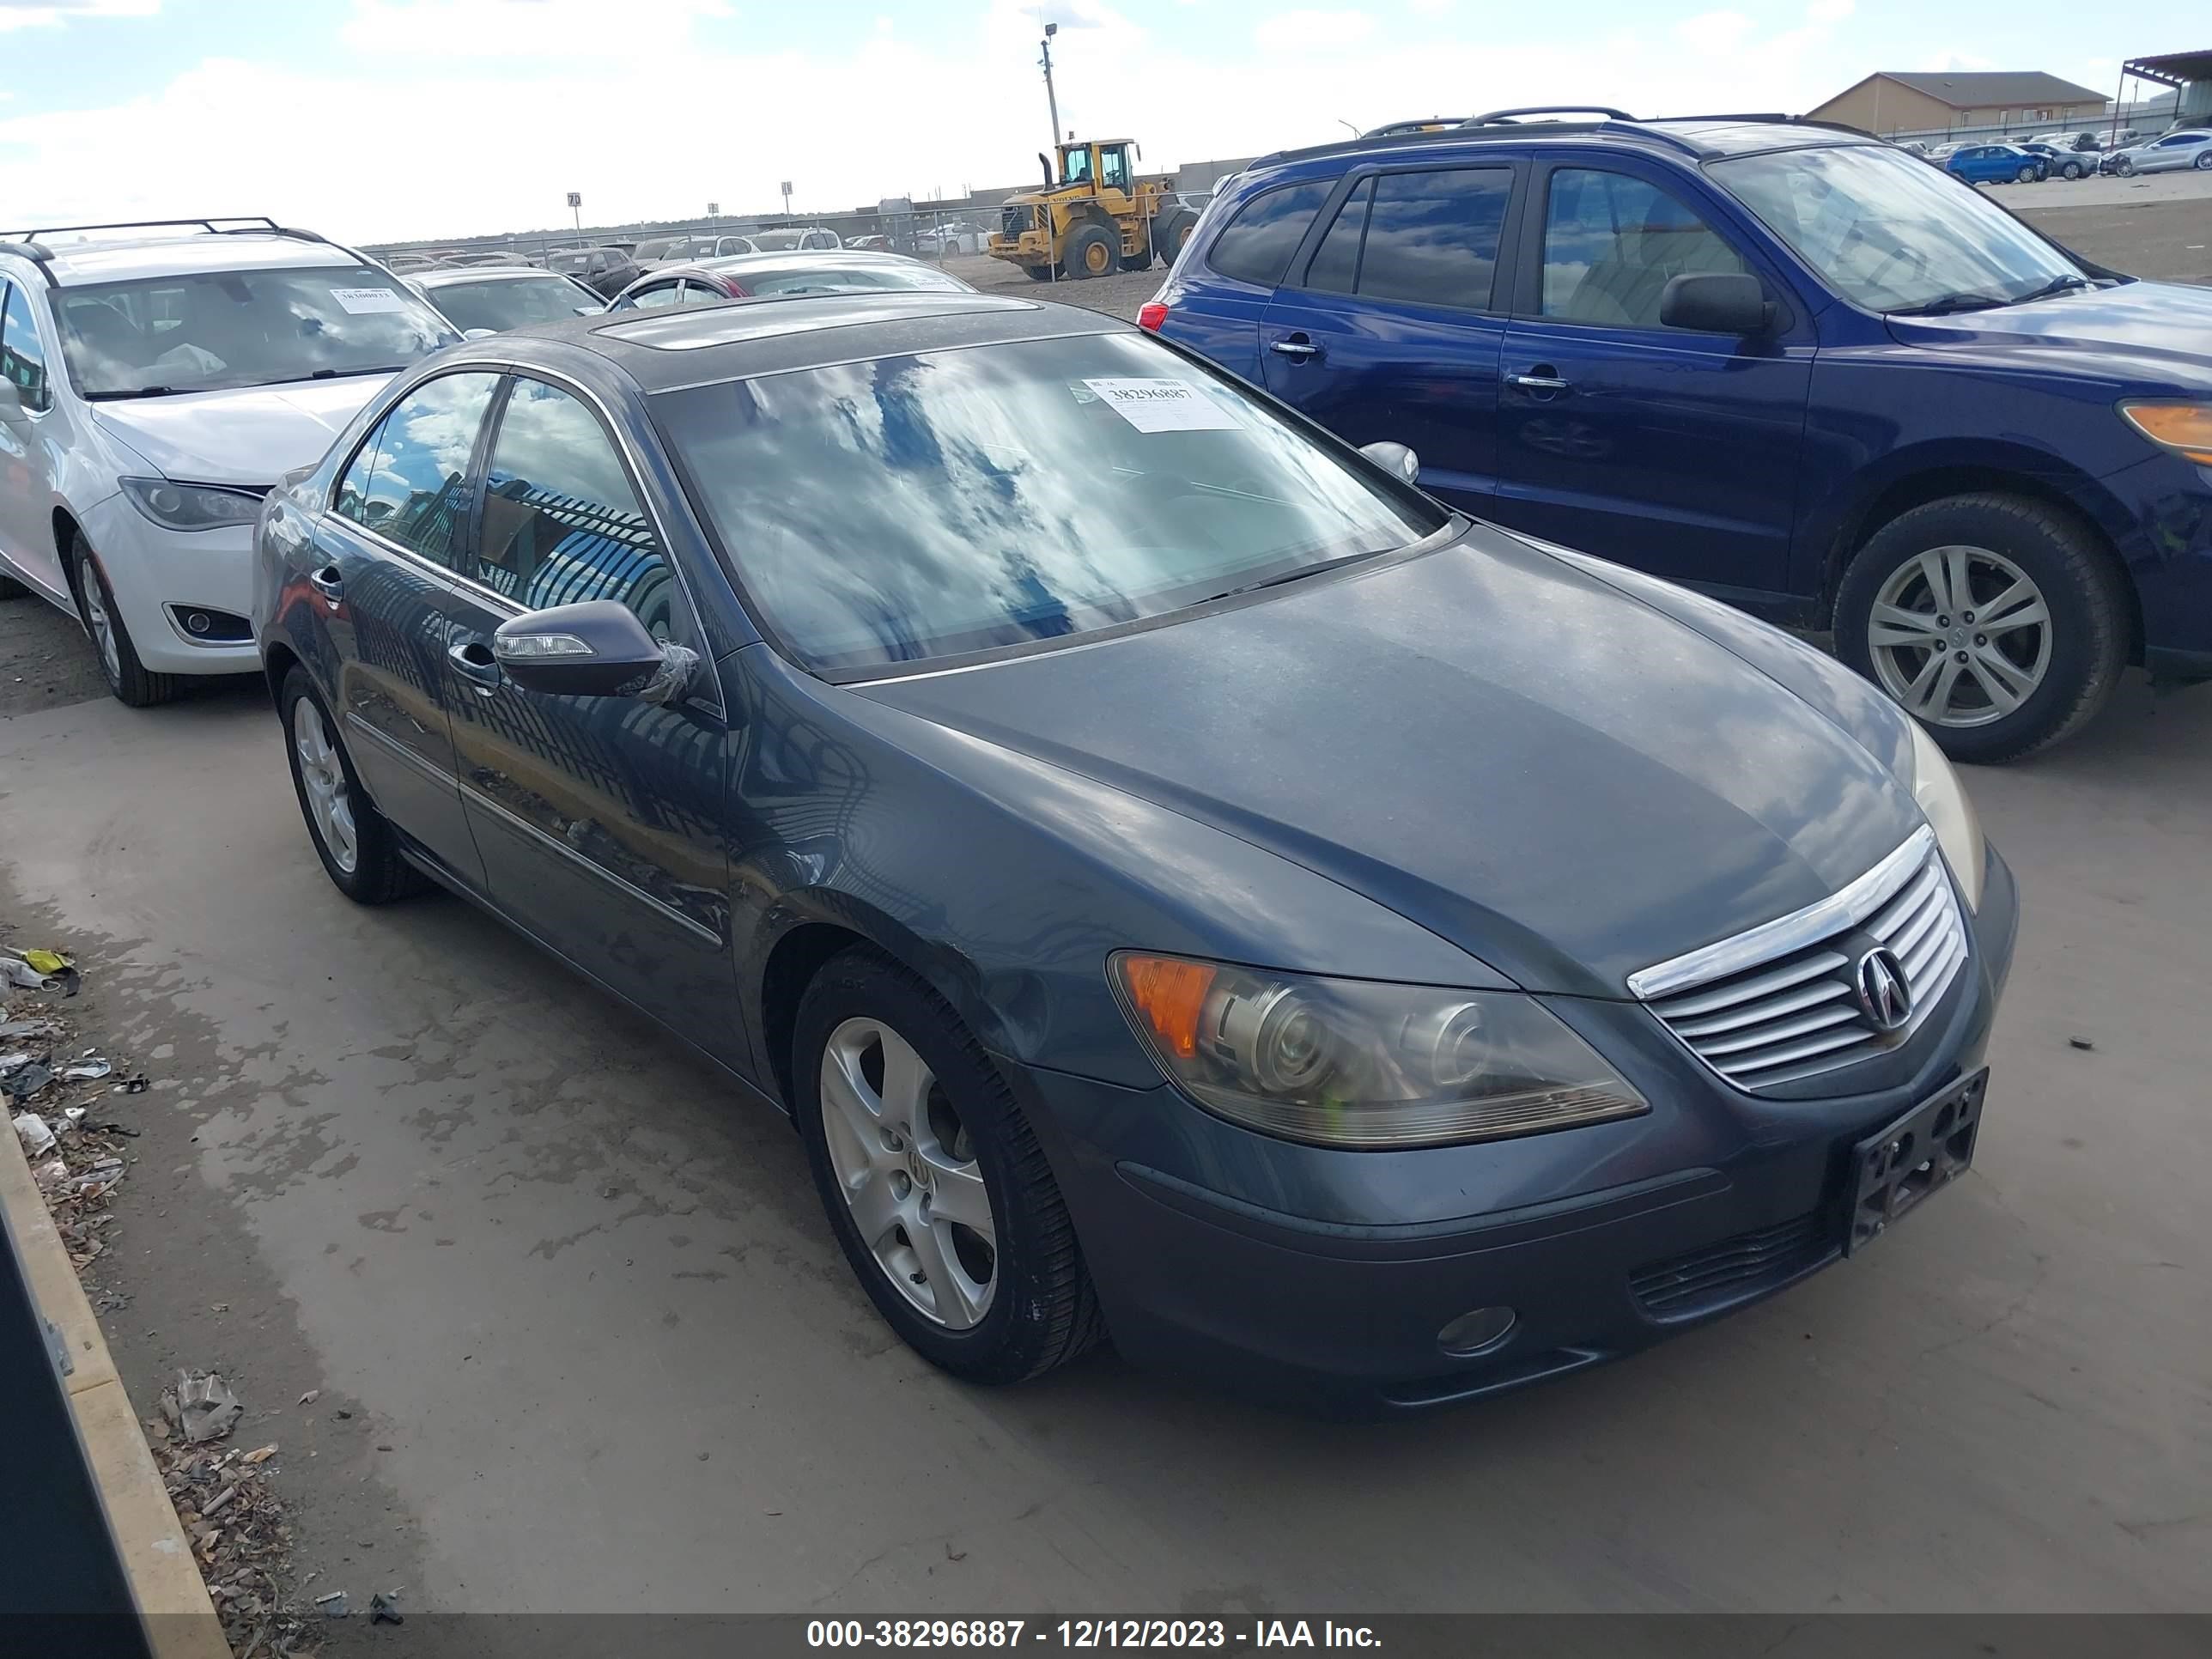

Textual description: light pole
[1040,22,1061,157]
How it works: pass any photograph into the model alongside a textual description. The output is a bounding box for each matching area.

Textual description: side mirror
[0,380,25,427]
[1658,272,1774,336]
[492,600,674,699]
[1359,440,1421,484]
[573,304,601,316]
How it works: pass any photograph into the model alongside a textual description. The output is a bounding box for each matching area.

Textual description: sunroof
[595,291,1037,351]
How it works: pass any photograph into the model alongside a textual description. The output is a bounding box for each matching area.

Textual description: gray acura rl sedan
[252,292,2016,1413]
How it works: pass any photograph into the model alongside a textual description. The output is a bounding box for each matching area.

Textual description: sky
[0,0,2200,243]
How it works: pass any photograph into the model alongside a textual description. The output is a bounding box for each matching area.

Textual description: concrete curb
[0,1127,230,1658]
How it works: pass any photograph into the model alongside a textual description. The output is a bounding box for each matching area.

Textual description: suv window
[337,373,501,563]
[1206,180,1333,287]
[475,378,679,640]
[1,282,51,413]
[1540,168,1747,328]
[628,282,684,310]
[1304,167,1512,310]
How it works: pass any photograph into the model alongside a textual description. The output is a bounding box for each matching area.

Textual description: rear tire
[280,668,427,904]
[69,535,182,708]
[1152,208,1199,264]
[1063,223,1115,281]
[1835,493,2130,764]
[1023,264,1054,283]
[2197,151,2212,171]
[793,948,1104,1386]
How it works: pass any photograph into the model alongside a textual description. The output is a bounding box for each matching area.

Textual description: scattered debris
[315,1590,349,1619]
[370,1589,404,1626]
[0,1050,33,1073]
[21,949,70,976]
[241,1444,280,1466]
[61,1056,112,1081]
[2068,1036,2095,1052]
[3,1061,52,1100]
[34,1158,68,1190]
[12,1110,56,1155]
[0,955,52,991]
[163,1370,244,1444]
[0,1019,46,1039]
[298,1389,319,1407]
[116,1073,149,1095]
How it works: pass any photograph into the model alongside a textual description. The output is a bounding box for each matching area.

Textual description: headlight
[118,477,265,532]
[1905,719,1985,911]
[2118,402,2212,466]
[1109,954,1647,1149]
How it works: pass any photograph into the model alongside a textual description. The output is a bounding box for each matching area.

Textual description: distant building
[1806,70,2107,136]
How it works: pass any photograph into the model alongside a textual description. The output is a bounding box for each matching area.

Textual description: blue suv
[1146,110,2212,761]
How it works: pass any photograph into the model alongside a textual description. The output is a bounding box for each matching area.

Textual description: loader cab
[1058,140,1137,194]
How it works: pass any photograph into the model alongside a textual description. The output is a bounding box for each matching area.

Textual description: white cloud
[1256,9,1375,52]
[0,0,156,30]
[1408,0,1452,15]
[1673,10,1755,53]
[1805,0,1852,21]
[0,0,1880,243]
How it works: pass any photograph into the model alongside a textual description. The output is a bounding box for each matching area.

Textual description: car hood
[854,529,1923,999]
[1886,281,2212,391]
[88,375,395,488]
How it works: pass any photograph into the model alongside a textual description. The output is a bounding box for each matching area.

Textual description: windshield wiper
[1200,549,1384,605]
[1888,291,2009,317]
[84,386,188,401]
[2003,273,2093,306]
[307,365,410,380]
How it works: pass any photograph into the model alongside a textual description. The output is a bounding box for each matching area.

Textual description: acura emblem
[1854,947,1912,1033]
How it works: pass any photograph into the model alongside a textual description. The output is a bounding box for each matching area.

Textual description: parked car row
[8,119,2202,1409]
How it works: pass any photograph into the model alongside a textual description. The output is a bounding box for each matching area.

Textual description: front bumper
[80,492,261,676]
[988,232,1052,264]
[1009,844,2019,1415]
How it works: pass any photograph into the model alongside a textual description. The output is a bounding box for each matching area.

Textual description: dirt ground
[942,252,1163,323]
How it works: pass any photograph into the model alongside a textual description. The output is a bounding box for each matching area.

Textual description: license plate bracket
[1844,1068,1987,1255]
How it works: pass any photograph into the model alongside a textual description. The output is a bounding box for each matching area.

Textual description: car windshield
[740,264,969,296]
[431,275,596,331]
[1710,143,2085,314]
[546,250,600,271]
[54,264,456,398]
[654,331,1445,674]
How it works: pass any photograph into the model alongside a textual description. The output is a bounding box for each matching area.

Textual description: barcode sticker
[331,287,408,314]
[1080,377,1241,433]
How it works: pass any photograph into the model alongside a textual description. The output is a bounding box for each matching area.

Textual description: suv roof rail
[1464,105,1636,125]
[0,239,58,283]
[17,216,290,239]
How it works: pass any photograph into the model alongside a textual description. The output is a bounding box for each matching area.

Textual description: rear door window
[1,281,51,412]
[1205,179,1333,286]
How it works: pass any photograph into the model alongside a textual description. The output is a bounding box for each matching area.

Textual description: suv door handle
[447,638,501,696]
[307,565,344,606]
[1269,337,1323,361]
[1509,370,1571,392]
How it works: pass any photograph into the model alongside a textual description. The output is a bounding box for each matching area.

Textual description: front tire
[2016,165,2038,183]
[280,669,426,903]
[69,536,181,708]
[2197,151,2212,171]
[793,949,1103,1385]
[1836,493,2129,764]
[1063,223,1115,281]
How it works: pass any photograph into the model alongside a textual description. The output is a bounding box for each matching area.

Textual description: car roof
[483,292,1121,392]
[8,229,367,288]
[692,248,932,276]
[1249,113,1884,178]
[414,264,573,288]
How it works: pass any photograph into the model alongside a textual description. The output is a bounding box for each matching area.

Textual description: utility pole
[1040,22,1061,158]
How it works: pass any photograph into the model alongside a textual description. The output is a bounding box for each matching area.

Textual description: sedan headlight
[1109,954,1647,1149]
[118,477,265,532]
[1905,719,1985,912]
[2118,402,2212,466]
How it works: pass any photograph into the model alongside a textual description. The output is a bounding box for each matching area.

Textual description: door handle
[1269,337,1322,361]
[307,565,344,607]
[1509,370,1571,392]
[447,638,501,696]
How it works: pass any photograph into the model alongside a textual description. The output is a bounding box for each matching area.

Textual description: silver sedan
[2103,130,2212,175]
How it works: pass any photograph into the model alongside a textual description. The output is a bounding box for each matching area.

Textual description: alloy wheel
[292,696,360,873]
[80,566,121,683]
[817,1016,997,1328]
[1866,544,2051,728]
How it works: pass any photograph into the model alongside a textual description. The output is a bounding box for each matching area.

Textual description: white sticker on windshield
[1080,377,1240,433]
[330,287,408,314]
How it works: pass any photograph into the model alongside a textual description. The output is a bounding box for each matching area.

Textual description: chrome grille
[1630,828,1968,1092]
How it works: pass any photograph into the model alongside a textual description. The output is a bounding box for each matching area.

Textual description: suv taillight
[1138,301,1168,332]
